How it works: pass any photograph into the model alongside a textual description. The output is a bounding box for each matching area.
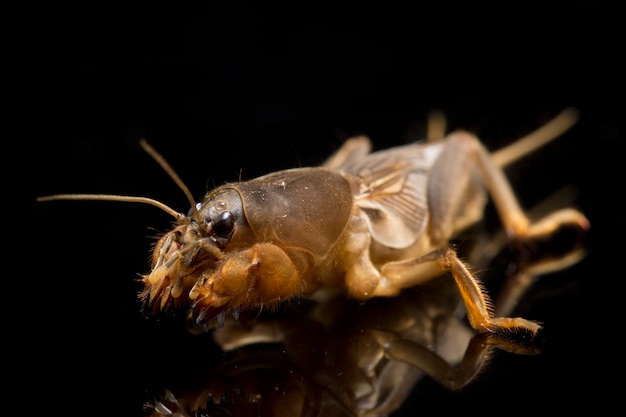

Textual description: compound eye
[212,211,234,239]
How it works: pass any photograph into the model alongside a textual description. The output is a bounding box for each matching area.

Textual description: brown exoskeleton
[37,109,589,335]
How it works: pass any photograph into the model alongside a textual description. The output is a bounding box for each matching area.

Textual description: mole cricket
[37,109,589,334]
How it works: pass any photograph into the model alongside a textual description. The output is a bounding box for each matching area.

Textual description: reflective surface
[19,3,617,416]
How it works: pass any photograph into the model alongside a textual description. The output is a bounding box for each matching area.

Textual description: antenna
[36,139,202,222]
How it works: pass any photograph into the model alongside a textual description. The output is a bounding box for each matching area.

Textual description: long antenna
[36,139,200,221]
[137,139,198,212]
[36,193,182,219]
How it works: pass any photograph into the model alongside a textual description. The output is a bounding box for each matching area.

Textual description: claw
[189,302,231,330]
[170,276,184,299]
[149,263,169,284]
[216,310,226,327]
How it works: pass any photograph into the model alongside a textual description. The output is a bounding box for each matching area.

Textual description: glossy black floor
[16,3,619,416]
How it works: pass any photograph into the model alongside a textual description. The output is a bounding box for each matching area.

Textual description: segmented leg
[370,329,539,391]
[380,247,541,335]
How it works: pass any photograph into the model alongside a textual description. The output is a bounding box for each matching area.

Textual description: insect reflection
[37,110,589,416]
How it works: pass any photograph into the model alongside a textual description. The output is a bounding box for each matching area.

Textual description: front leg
[188,242,305,328]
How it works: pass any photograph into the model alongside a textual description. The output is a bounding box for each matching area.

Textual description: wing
[334,140,446,249]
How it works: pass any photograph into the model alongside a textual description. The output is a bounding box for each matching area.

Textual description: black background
[13,2,622,415]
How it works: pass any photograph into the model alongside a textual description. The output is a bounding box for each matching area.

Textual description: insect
[37,108,589,335]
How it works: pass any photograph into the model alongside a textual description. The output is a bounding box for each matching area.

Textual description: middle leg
[380,246,542,335]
